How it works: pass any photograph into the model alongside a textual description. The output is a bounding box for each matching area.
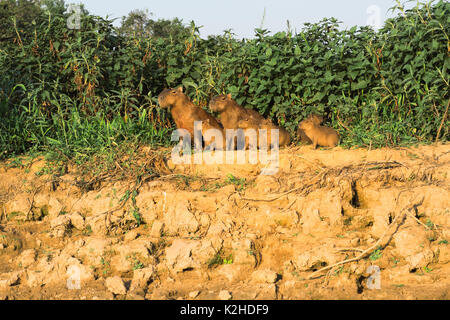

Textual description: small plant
[223,254,233,265]
[343,217,352,226]
[226,174,247,191]
[207,252,223,268]
[425,219,435,229]
[127,253,145,270]
[207,250,232,268]
[35,166,51,177]
[369,247,383,261]
[82,225,93,236]
[100,257,111,276]
[133,260,145,270]
[7,211,24,221]
[438,239,448,245]
[334,266,345,276]
[407,153,420,160]
[6,158,24,168]
[131,190,142,226]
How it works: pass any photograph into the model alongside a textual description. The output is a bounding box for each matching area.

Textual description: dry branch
[307,196,424,280]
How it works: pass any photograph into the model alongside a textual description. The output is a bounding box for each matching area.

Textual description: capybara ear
[177,87,183,93]
[227,93,232,99]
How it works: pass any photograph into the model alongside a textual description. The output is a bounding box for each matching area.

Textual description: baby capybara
[297,113,324,144]
[194,118,226,150]
[298,118,339,149]
[238,117,291,149]
[260,119,291,149]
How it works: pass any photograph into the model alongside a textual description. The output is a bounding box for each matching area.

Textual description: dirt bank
[0,144,449,300]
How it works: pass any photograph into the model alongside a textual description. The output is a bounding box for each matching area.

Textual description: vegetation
[0,0,448,167]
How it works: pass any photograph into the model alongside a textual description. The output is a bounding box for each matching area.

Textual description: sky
[76,0,412,38]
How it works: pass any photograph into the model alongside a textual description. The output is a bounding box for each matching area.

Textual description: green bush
[0,0,448,162]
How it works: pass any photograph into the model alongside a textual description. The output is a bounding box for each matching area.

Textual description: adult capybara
[297,113,324,144]
[209,94,265,150]
[158,87,223,143]
[298,118,339,149]
[209,94,265,130]
[209,94,264,150]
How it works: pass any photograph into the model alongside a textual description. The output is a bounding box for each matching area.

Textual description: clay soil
[0,143,449,300]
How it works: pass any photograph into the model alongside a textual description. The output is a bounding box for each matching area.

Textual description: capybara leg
[226,136,234,151]
[204,142,214,152]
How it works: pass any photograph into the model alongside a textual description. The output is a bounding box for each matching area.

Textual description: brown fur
[237,117,259,149]
[238,117,291,149]
[298,119,339,149]
[297,113,324,144]
[209,94,265,150]
[158,87,223,140]
[209,94,264,130]
[195,118,226,150]
[260,119,291,148]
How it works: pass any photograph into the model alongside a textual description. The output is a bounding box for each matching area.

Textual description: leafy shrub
[0,0,448,162]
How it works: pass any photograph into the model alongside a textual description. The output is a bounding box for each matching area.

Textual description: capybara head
[260,119,276,128]
[209,93,233,112]
[308,113,324,125]
[158,87,184,108]
[200,118,214,130]
[299,118,315,131]
[238,117,259,129]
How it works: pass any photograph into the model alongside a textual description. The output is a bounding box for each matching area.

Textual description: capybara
[158,87,223,144]
[209,94,265,149]
[259,119,291,149]
[209,94,265,129]
[297,113,324,144]
[195,118,226,150]
[238,117,291,149]
[298,119,339,149]
[237,117,259,149]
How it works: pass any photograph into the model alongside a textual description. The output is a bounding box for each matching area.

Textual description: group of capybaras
[158,87,339,150]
